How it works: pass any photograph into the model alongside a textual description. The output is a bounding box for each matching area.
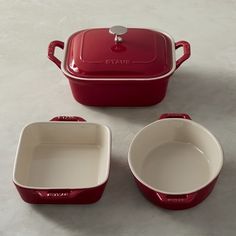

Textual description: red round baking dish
[48,26,191,106]
[13,116,111,204]
[128,113,223,210]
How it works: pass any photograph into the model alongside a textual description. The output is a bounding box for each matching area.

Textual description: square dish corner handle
[50,116,86,122]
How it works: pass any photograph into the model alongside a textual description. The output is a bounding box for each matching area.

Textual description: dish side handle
[48,40,64,69]
[175,41,191,70]
[50,116,86,122]
[159,113,191,120]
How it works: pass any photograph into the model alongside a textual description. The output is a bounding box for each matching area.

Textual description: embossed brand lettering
[105,59,130,65]
[47,193,68,197]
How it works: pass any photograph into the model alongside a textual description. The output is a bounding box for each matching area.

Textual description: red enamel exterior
[159,113,192,120]
[68,76,169,106]
[50,116,86,122]
[134,177,218,210]
[64,28,174,79]
[14,116,110,204]
[15,182,107,204]
[48,27,191,106]
[129,113,223,210]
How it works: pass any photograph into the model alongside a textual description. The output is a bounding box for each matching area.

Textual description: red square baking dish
[13,116,111,204]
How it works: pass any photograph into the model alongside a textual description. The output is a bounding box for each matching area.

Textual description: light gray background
[0,1,236,235]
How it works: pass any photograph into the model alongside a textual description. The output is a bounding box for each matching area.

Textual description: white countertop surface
[1,0,236,235]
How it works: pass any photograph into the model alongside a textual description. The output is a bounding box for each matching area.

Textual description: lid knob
[109,25,128,43]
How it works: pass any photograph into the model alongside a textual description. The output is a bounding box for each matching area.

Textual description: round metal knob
[109,25,128,43]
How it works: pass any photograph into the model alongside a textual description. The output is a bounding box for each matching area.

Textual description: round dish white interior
[128,118,223,194]
[13,122,111,189]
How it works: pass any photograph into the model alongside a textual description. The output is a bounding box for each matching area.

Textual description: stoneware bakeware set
[13,26,223,210]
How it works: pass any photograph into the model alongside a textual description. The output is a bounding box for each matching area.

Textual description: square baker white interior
[13,122,110,189]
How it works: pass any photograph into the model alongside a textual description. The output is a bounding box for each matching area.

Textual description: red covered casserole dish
[48,26,191,106]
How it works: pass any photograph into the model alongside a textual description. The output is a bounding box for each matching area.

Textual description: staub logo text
[47,192,68,197]
[105,59,130,65]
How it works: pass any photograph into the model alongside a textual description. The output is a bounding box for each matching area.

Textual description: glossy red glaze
[68,76,169,106]
[64,28,174,79]
[175,41,191,69]
[14,116,109,204]
[50,116,86,122]
[159,113,192,120]
[15,182,107,204]
[134,177,218,210]
[48,40,64,69]
[48,27,191,106]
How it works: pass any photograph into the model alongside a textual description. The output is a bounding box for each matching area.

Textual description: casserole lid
[63,26,175,79]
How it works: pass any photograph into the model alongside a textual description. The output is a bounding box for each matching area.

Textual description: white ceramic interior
[128,118,223,194]
[13,122,111,189]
